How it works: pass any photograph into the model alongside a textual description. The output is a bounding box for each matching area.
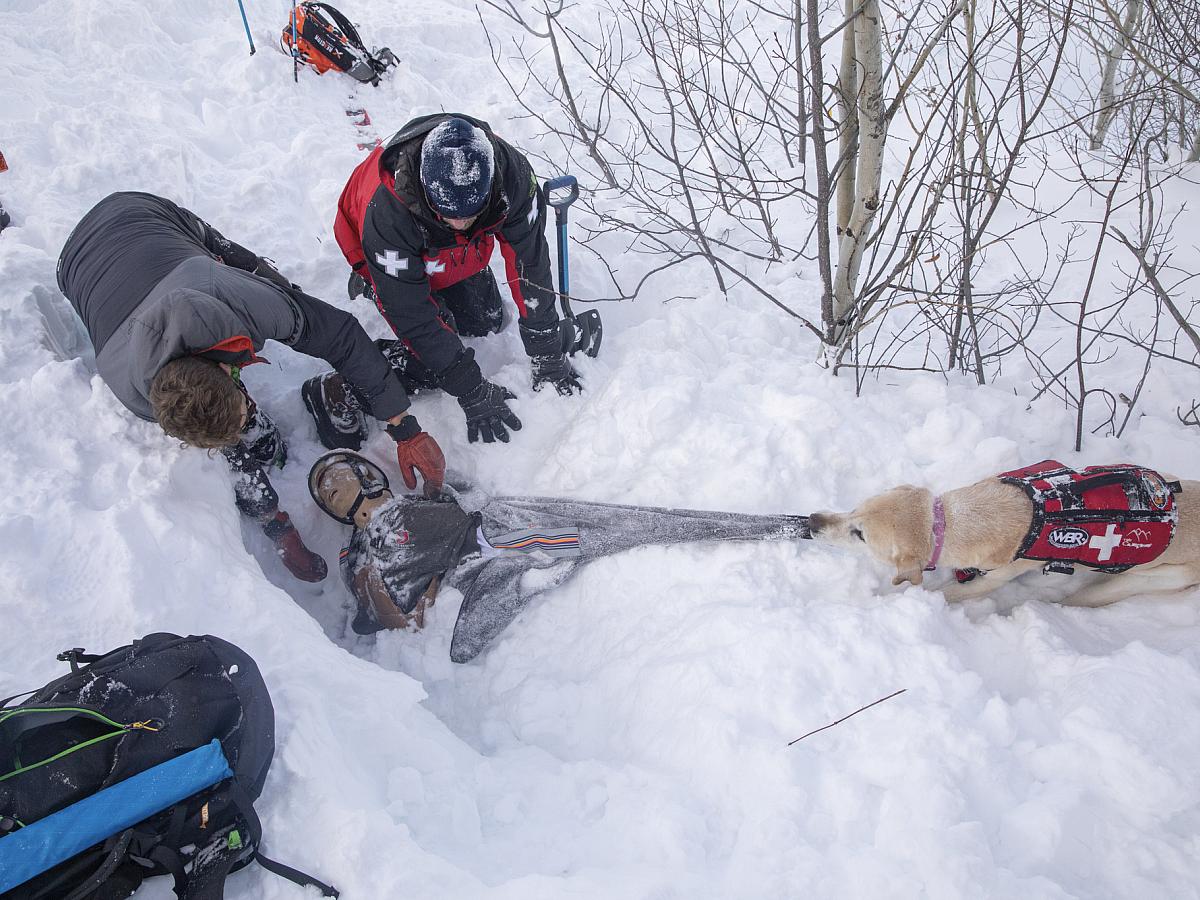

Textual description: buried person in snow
[308,451,812,662]
[56,191,447,582]
[304,115,583,451]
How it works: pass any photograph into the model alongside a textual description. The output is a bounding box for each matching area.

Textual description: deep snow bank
[1,1,1198,898]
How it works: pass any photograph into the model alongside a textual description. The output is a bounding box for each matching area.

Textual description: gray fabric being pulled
[336,485,810,661]
[447,491,810,663]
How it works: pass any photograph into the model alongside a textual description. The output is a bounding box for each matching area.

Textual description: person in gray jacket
[57,191,447,581]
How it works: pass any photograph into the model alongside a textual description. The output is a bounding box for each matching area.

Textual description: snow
[1,1,1199,898]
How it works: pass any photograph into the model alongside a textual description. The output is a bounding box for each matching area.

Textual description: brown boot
[262,512,328,582]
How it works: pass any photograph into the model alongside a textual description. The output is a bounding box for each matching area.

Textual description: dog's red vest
[999,460,1180,573]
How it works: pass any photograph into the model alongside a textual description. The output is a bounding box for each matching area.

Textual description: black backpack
[0,634,338,899]
[281,2,398,85]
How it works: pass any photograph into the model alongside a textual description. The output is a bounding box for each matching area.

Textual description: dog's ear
[892,560,925,587]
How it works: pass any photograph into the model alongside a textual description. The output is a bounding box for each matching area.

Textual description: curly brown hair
[149,356,245,448]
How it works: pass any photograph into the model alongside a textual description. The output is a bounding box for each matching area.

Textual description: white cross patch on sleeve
[375,249,408,278]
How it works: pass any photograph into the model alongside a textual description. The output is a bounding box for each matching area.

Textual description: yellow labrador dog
[809,461,1200,607]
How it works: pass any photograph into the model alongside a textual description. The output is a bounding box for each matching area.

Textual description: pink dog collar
[925,496,945,571]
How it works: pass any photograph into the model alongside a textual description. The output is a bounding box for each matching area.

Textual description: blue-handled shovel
[543,175,602,357]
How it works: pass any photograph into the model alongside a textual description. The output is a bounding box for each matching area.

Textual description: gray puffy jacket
[58,192,410,421]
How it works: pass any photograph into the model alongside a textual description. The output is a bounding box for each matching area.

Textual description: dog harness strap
[925,496,946,571]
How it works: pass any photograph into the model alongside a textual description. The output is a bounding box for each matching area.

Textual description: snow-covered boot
[242,403,287,469]
[301,372,371,451]
[222,443,280,520]
[0,202,10,233]
[262,512,328,582]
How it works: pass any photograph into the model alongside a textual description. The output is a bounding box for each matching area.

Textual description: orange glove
[388,417,446,497]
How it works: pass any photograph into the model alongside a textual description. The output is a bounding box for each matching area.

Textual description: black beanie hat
[419,118,495,219]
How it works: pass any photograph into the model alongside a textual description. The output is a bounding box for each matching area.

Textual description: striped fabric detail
[484,526,582,559]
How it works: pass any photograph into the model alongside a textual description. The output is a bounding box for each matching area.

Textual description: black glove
[348,270,376,302]
[458,381,522,444]
[437,347,522,442]
[531,353,583,395]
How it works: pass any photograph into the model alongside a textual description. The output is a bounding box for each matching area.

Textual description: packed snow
[1,1,1198,898]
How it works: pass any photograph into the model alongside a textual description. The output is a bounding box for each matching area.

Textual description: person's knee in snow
[152,358,275,511]
[436,269,505,338]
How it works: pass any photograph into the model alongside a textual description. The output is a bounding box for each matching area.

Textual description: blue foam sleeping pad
[0,738,233,893]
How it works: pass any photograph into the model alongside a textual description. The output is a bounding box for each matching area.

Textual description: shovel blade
[561,310,603,358]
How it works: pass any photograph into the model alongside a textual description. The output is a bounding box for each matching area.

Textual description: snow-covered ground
[2,1,1199,897]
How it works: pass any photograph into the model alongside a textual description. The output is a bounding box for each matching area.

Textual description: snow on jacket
[57,192,410,422]
[333,114,560,378]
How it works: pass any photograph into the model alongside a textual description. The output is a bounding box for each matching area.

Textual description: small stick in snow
[787,689,906,746]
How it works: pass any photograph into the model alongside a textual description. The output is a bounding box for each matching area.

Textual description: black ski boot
[302,372,371,451]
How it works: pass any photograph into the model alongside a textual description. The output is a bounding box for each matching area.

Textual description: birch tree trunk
[807,0,836,338]
[1090,0,1144,150]
[835,0,859,236]
[832,0,886,333]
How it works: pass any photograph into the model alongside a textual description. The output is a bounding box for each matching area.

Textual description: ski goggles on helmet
[308,451,391,525]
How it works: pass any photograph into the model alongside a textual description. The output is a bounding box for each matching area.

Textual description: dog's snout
[808,512,829,535]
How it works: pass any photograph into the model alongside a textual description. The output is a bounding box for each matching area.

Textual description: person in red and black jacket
[57,191,447,581]
[333,114,583,444]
